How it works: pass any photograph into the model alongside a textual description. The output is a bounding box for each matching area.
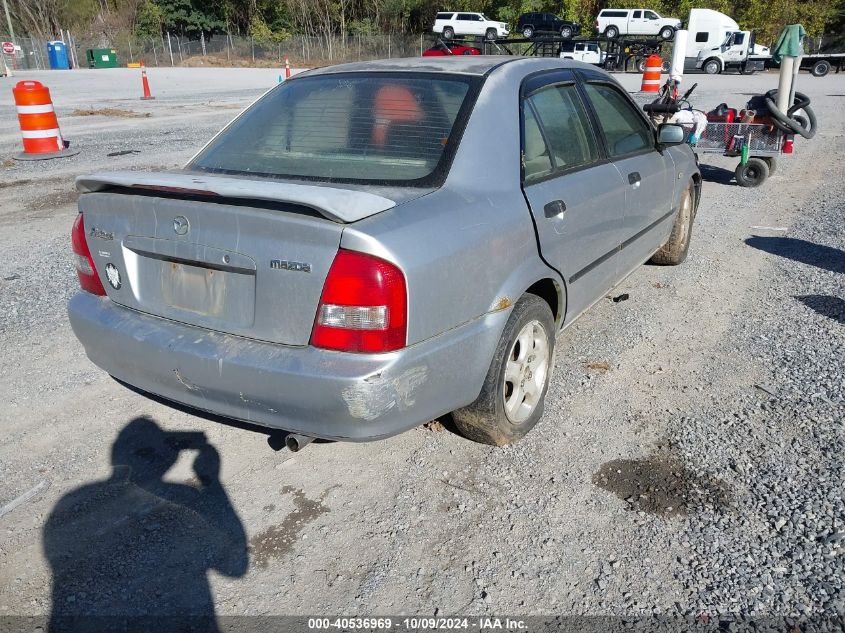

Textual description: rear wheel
[659,26,675,40]
[703,59,721,75]
[734,157,769,187]
[485,28,498,41]
[522,25,534,38]
[650,181,696,265]
[605,25,619,40]
[764,156,777,175]
[812,60,831,77]
[462,49,474,55]
[443,27,454,39]
[560,26,573,39]
[453,294,555,446]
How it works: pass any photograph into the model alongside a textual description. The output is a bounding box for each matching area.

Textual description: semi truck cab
[697,30,771,74]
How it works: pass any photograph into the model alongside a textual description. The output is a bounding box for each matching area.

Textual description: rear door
[520,71,627,321]
[629,10,646,34]
[580,80,675,276]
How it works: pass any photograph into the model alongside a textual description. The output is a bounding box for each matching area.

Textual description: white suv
[596,8,681,40]
[433,12,510,40]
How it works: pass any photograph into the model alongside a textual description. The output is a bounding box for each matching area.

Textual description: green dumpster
[86,48,119,68]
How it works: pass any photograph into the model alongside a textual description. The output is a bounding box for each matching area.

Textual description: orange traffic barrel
[12,80,78,160]
[640,54,663,93]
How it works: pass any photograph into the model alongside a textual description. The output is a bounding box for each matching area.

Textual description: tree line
[6,0,844,49]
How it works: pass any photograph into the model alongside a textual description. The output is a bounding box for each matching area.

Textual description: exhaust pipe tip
[285,433,315,452]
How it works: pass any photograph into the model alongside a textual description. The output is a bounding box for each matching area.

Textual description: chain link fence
[1,32,432,71]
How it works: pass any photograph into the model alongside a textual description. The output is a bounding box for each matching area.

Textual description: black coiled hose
[763,89,817,139]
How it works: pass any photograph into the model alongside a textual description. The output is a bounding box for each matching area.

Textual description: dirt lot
[0,67,843,628]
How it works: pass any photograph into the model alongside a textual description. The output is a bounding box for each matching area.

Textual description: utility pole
[2,0,15,42]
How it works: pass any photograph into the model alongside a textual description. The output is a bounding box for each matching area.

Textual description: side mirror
[657,123,686,146]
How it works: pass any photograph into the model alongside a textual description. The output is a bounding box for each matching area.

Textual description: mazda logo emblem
[173,216,190,235]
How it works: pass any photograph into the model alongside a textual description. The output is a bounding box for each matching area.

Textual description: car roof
[299,56,597,78]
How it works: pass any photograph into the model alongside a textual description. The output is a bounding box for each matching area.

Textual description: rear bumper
[68,293,508,441]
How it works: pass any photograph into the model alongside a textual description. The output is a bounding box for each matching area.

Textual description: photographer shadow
[44,416,248,632]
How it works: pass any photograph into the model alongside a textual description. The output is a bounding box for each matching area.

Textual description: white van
[432,12,510,40]
[596,8,681,40]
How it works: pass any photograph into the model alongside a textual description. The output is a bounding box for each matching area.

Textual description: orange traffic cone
[13,80,79,161]
[140,61,154,100]
[285,55,291,80]
[640,55,662,93]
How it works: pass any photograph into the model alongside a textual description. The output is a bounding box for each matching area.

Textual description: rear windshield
[190,74,477,185]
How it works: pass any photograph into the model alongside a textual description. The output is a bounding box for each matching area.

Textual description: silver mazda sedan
[69,57,700,447]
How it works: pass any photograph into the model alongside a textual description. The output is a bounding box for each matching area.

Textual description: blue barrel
[47,41,70,70]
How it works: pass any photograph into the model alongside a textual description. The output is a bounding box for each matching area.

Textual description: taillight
[311,250,407,353]
[71,213,106,296]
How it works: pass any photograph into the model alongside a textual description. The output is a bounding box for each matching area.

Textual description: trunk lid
[78,185,347,347]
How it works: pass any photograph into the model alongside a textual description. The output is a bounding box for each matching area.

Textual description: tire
[703,59,721,75]
[560,26,573,39]
[637,58,646,73]
[605,25,619,40]
[661,59,671,72]
[739,65,756,75]
[650,181,696,265]
[485,28,497,41]
[764,156,777,175]
[462,49,474,55]
[443,27,454,39]
[522,26,534,39]
[812,60,831,77]
[734,157,769,188]
[659,26,675,41]
[452,294,555,446]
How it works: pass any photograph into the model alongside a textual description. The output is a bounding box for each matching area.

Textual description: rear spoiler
[75,171,397,223]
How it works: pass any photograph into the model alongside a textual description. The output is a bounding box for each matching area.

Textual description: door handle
[543,199,567,218]
[628,172,641,188]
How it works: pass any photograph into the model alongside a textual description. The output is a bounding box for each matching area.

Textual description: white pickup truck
[596,8,681,40]
[559,41,606,66]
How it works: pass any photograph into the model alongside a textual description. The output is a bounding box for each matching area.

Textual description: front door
[520,73,627,321]
[581,81,675,275]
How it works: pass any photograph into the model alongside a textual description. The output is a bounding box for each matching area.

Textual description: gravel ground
[0,67,843,629]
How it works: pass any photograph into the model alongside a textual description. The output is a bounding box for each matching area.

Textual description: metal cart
[641,84,792,188]
[684,121,785,187]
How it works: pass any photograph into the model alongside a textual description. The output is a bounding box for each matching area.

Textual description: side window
[645,11,658,19]
[695,31,709,42]
[583,83,654,157]
[522,107,552,181]
[525,84,598,175]
[734,32,745,44]
[457,14,471,21]
[633,10,642,18]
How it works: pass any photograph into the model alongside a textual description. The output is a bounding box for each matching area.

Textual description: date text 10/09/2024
[308,618,528,630]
